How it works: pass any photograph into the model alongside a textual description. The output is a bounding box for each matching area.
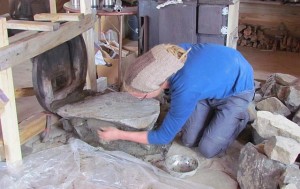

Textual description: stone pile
[237,73,300,189]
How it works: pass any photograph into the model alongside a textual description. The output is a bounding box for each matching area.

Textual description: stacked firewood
[237,24,300,52]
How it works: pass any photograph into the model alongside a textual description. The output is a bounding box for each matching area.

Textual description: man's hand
[97,127,121,142]
[97,127,149,144]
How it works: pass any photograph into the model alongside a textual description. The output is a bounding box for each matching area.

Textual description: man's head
[123,44,188,97]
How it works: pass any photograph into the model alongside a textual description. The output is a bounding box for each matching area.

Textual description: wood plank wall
[0,0,10,15]
[239,2,300,38]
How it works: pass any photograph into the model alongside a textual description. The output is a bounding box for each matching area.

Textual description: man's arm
[97,127,149,144]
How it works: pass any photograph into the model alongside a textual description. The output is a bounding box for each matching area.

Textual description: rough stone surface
[57,92,160,129]
[280,166,300,188]
[264,136,300,164]
[254,80,261,90]
[275,73,298,86]
[284,86,300,112]
[276,84,291,101]
[252,111,300,143]
[292,109,300,126]
[261,74,277,97]
[281,184,298,189]
[237,142,286,189]
[256,97,291,116]
[254,93,263,102]
[62,117,170,158]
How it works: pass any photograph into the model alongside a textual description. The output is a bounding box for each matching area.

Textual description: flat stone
[57,92,160,129]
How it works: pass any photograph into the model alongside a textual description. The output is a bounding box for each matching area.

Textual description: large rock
[284,86,300,112]
[256,97,291,116]
[57,92,160,129]
[293,109,300,126]
[275,73,298,86]
[264,136,300,165]
[237,142,286,189]
[252,111,300,143]
[280,166,300,188]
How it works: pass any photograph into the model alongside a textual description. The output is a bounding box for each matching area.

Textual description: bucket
[127,15,139,41]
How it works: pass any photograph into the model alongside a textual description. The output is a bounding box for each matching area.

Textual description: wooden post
[226,1,240,49]
[0,18,22,165]
[49,0,57,14]
[80,0,97,91]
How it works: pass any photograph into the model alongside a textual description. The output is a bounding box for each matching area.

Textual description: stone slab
[57,92,160,129]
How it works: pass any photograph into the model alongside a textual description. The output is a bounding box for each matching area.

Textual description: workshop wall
[0,0,10,15]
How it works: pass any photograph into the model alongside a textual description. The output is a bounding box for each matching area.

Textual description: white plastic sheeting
[0,139,212,189]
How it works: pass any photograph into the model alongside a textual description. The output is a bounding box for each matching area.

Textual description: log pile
[237,24,300,52]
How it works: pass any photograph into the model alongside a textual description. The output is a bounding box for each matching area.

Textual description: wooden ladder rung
[34,13,85,22]
[7,20,60,31]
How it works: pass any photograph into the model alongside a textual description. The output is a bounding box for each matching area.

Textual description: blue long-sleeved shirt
[147,43,254,144]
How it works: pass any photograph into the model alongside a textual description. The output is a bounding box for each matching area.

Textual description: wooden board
[6,20,60,31]
[0,18,22,164]
[0,0,9,15]
[0,14,96,71]
[34,13,84,22]
[18,112,47,145]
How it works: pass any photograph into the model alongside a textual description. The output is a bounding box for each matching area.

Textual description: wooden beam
[49,0,57,14]
[8,31,39,44]
[34,13,84,22]
[226,2,240,49]
[0,13,11,20]
[81,0,97,91]
[18,112,47,145]
[0,14,96,71]
[6,20,60,31]
[0,17,22,164]
[15,87,35,98]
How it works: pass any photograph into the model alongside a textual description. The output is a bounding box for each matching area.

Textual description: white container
[71,0,100,9]
[71,0,80,8]
[91,0,100,8]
